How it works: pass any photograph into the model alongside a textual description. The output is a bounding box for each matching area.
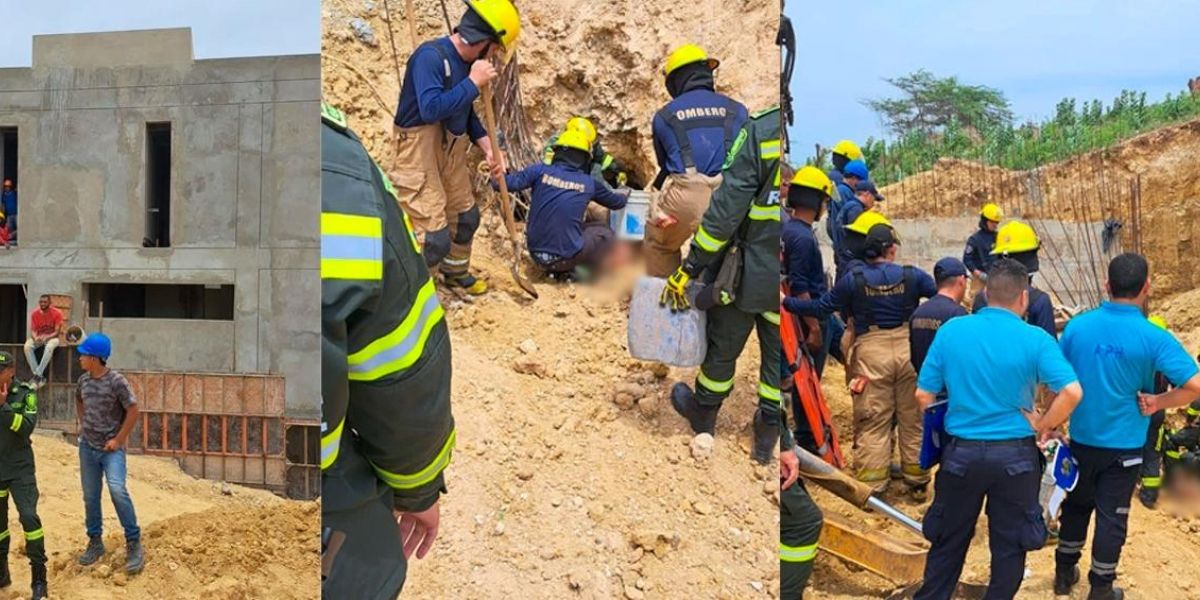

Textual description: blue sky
[0,0,319,67]
[785,0,1200,161]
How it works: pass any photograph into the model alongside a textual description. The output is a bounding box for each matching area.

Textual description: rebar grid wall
[875,155,1142,310]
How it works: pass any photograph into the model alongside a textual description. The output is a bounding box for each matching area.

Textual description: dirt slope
[879,118,1200,295]
[392,235,776,598]
[3,434,317,599]
[322,0,776,183]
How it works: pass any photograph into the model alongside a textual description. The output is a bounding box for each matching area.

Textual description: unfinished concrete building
[0,28,320,498]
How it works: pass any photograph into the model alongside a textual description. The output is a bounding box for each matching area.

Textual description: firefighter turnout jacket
[321,103,455,514]
[683,106,782,313]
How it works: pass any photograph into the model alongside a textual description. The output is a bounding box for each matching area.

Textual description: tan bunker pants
[644,171,722,278]
[391,123,476,277]
[848,326,928,491]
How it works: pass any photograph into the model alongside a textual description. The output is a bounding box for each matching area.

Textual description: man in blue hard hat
[74,333,144,576]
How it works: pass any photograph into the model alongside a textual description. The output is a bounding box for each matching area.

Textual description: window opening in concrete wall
[0,128,16,187]
[85,283,234,320]
[144,123,171,248]
[0,285,26,343]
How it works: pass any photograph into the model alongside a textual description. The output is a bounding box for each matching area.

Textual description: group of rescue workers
[779,139,1200,599]
[321,0,785,596]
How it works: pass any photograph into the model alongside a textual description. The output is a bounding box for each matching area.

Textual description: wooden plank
[264,377,285,417]
[203,376,224,414]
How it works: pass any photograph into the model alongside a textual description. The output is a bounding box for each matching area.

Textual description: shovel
[479,83,538,299]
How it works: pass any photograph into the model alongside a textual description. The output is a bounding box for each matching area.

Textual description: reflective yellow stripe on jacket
[372,428,456,490]
[320,417,345,471]
[321,212,383,280]
[694,225,727,253]
[347,278,445,381]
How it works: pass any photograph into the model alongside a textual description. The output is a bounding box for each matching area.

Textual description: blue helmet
[78,333,112,360]
[844,159,869,180]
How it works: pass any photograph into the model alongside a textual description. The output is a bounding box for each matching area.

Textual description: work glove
[660,267,691,312]
[616,171,628,188]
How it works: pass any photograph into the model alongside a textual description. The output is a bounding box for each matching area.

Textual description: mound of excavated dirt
[322,0,776,183]
[0,435,317,600]
[881,118,1200,295]
[396,240,777,598]
[807,336,1200,599]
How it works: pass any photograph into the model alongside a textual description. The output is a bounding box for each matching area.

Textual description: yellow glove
[659,267,691,312]
[616,171,628,188]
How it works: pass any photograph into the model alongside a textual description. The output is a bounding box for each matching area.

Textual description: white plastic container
[609,190,651,241]
[627,276,707,367]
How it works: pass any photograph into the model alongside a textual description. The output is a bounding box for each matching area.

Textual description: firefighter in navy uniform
[0,352,47,600]
[663,105,782,464]
[321,104,456,599]
[972,220,1057,338]
[645,44,749,277]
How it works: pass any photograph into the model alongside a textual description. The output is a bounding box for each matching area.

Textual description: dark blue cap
[934,257,969,282]
[854,179,884,201]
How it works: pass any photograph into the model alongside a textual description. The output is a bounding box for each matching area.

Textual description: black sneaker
[1053,565,1079,596]
[77,536,105,566]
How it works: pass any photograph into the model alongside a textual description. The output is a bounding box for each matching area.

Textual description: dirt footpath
[399,241,777,599]
[1,434,317,599]
[806,355,1200,599]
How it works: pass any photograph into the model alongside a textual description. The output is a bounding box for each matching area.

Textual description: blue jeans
[79,442,140,542]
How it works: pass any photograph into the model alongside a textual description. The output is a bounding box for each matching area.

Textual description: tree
[863,69,1014,137]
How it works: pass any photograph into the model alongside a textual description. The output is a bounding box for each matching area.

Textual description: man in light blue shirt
[913,259,1082,600]
[1054,253,1200,600]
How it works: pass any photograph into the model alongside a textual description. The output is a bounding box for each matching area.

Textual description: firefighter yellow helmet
[663,44,719,77]
[566,117,598,145]
[465,0,521,64]
[553,130,591,153]
[1148,314,1168,330]
[791,166,833,197]
[981,203,1004,222]
[845,210,894,236]
[832,139,863,161]
[991,221,1040,255]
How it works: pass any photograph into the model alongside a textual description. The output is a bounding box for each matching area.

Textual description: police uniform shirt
[1060,302,1199,449]
[918,307,1078,440]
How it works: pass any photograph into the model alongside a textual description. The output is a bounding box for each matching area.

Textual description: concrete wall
[814,216,1118,310]
[0,29,320,419]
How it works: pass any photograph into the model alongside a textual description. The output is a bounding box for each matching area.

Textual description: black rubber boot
[0,554,9,588]
[1138,485,1159,509]
[1053,565,1079,595]
[78,536,105,566]
[670,383,718,435]
[1087,585,1124,600]
[751,410,776,465]
[126,539,145,575]
[30,564,46,600]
